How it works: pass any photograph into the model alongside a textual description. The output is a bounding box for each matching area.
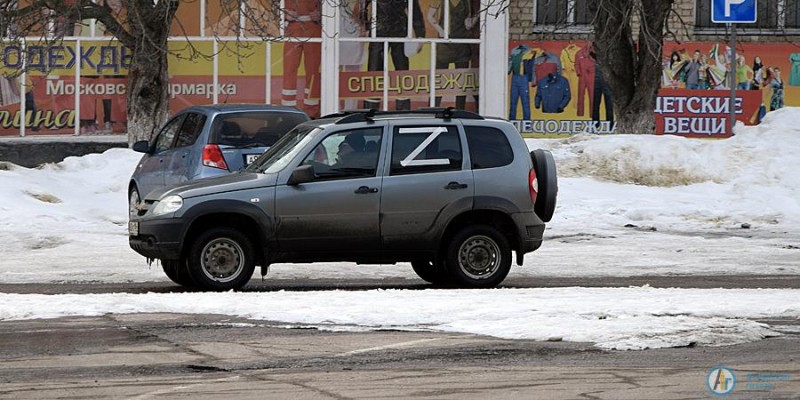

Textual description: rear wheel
[187,227,256,291]
[446,225,511,288]
[411,259,450,285]
[161,259,195,287]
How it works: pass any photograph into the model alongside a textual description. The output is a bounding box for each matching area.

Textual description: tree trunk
[110,1,177,146]
[125,42,170,146]
[593,0,673,134]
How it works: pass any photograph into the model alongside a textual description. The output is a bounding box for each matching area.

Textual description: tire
[445,225,512,288]
[161,259,195,288]
[411,259,450,285]
[187,227,256,291]
[530,149,558,222]
[129,186,141,219]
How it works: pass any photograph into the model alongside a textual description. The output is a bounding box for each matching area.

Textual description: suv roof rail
[325,107,484,124]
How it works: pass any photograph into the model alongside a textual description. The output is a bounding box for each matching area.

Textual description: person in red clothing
[282,0,322,118]
[573,44,595,118]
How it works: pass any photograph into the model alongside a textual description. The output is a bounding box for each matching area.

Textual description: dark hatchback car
[128,104,308,216]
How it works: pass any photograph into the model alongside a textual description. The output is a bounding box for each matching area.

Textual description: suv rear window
[465,126,514,169]
[211,112,307,147]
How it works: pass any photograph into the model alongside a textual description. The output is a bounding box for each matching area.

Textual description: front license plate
[128,221,139,236]
[245,154,259,165]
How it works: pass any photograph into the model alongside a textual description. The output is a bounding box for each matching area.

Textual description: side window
[302,128,383,180]
[390,126,462,176]
[465,126,514,169]
[174,113,207,148]
[154,115,185,153]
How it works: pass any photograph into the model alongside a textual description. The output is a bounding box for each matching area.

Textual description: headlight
[151,195,183,216]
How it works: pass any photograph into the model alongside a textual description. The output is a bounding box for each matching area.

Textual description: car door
[380,122,474,251]
[136,114,185,197]
[274,127,384,252]
[164,112,207,189]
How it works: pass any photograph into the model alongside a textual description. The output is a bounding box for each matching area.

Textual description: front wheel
[445,225,511,288]
[187,227,256,291]
[162,259,195,288]
[411,259,449,285]
[128,186,141,219]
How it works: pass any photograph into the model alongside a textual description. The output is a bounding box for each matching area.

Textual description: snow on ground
[1,287,798,350]
[1,108,799,349]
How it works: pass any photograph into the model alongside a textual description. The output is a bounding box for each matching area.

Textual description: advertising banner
[0,41,130,136]
[508,40,797,137]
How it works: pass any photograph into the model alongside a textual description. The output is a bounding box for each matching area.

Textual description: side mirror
[287,164,315,186]
[132,140,150,153]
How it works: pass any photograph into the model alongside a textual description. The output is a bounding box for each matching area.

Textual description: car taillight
[529,168,538,205]
[202,145,229,170]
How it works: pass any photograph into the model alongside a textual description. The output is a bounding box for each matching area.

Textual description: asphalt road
[1,276,799,399]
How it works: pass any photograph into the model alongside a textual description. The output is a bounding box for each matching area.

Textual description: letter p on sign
[725,0,745,16]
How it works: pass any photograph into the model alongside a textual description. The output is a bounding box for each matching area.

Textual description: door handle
[444,181,468,190]
[355,186,379,194]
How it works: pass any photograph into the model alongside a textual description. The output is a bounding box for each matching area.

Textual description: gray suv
[129,109,557,290]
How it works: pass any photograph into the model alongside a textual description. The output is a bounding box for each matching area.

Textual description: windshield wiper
[236,143,267,149]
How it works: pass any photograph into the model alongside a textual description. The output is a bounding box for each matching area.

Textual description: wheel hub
[458,235,500,279]
[202,239,243,282]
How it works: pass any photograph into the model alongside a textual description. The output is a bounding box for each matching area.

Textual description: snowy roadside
[1,109,798,350]
[2,287,798,350]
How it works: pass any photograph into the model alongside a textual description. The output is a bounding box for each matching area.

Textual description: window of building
[534,0,596,27]
[788,0,800,28]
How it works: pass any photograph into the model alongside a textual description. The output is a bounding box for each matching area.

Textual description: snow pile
[527,108,800,231]
[0,149,150,283]
[0,148,140,234]
[1,287,797,350]
[529,108,800,190]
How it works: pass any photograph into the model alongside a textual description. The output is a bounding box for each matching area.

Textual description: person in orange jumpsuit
[573,44,595,118]
[282,0,322,117]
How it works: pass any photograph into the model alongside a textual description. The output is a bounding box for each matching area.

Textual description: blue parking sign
[712,0,757,23]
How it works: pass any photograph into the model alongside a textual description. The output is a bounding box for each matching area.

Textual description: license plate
[128,221,139,236]
[245,154,260,165]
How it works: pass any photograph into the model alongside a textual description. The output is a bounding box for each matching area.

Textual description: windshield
[210,111,308,148]
[245,125,319,173]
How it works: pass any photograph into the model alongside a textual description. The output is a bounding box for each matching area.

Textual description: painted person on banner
[362,0,425,111]
[684,50,704,90]
[282,0,322,118]
[427,0,477,110]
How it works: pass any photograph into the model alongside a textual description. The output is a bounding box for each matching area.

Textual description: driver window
[302,127,383,180]
[154,116,186,153]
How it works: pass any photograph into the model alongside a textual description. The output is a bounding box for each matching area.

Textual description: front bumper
[129,217,185,260]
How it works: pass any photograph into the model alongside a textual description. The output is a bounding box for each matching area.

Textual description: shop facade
[507,0,800,137]
[0,0,508,137]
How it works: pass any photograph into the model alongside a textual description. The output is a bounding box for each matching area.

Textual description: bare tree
[592,0,673,133]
